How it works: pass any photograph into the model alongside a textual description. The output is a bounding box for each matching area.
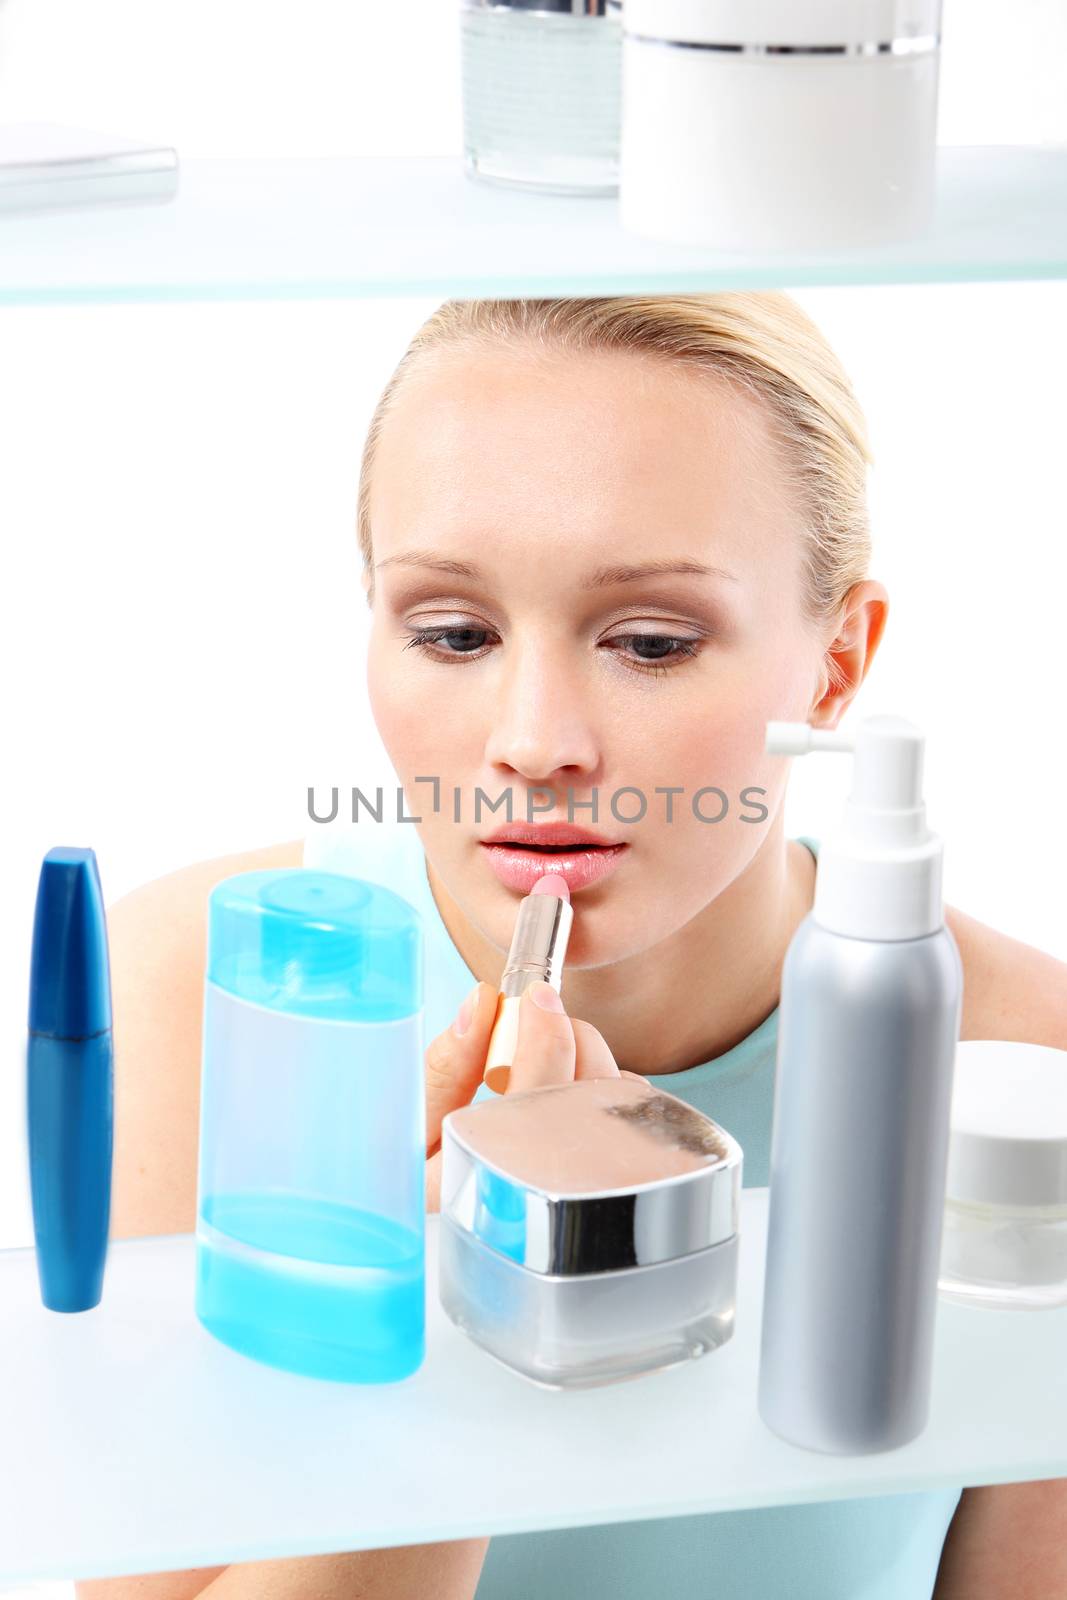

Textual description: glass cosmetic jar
[439,1072,743,1388]
[619,0,943,249]
[938,1040,1067,1311]
[461,0,622,195]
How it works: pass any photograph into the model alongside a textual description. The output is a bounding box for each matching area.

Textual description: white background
[1,5,1066,1590]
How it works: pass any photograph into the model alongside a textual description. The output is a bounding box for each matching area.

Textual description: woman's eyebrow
[584,559,739,588]
[375,552,480,579]
[375,551,739,586]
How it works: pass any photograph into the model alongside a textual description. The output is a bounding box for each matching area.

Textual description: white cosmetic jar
[618,0,943,250]
[938,1040,1067,1311]
[439,1073,743,1388]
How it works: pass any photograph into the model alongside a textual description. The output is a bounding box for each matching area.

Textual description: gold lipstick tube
[483,890,574,1094]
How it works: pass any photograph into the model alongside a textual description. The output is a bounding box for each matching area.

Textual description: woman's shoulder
[945,901,1067,1050]
[108,839,306,985]
[111,838,306,921]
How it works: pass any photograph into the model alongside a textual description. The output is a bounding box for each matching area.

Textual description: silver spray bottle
[758,714,963,1454]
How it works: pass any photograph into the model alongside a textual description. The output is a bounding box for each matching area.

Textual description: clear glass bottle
[461,0,622,195]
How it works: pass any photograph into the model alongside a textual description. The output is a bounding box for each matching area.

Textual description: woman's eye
[402,625,494,659]
[610,634,701,674]
[401,625,702,676]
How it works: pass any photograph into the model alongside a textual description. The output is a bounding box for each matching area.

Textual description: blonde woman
[81,294,1067,1600]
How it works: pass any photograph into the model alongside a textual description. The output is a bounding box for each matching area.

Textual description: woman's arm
[934,1478,1067,1599]
[78,1543,489,1600]
[76,842,488,1600]
[932,906,1067,1599]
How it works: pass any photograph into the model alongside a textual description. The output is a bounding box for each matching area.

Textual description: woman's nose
[482,646,599,788]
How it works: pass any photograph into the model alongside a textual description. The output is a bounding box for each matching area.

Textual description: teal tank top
[304,818,963,1600]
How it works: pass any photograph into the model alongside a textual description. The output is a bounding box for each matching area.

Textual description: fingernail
[529,981,564,1013]
[452,984,479,1037]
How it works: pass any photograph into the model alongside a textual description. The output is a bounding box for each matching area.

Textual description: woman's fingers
[571,1017,622,1081]
[424,981,497,1157]
[508,985,621,1092]
[425,977,622,1170]
[506,981,577,1094]
[426,1147,444,1214]
[425,983,623,1211]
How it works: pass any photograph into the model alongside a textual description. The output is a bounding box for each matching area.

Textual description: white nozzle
[765,714,944,941]
[765,721,853,756]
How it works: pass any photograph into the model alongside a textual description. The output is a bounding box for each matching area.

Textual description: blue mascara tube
[27,847,114,1311]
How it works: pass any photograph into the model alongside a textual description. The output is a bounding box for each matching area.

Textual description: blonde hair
[357,293,871,649]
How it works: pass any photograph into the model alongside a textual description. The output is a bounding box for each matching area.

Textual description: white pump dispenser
[766,714,943,940]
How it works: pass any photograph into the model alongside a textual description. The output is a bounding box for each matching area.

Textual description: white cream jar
[939,1040,1067,1311]
[618,0,943,250]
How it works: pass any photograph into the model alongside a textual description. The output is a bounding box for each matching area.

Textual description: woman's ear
[811,580,890,725]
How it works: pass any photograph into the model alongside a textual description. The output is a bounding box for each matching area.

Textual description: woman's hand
[424,979,620,1212]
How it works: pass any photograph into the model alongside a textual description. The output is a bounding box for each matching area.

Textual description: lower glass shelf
[1,1189,1064,1585]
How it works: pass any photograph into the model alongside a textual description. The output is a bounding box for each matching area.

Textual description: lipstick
[26,846,114,1312]
[483,873,573,1095]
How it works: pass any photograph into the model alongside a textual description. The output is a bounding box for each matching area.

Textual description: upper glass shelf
[2,1191,1066,1585]
[0,147,1064,306]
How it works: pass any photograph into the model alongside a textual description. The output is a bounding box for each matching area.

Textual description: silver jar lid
[463,1,611,15]
[441,1073,742,1276]
[618,0,941,54]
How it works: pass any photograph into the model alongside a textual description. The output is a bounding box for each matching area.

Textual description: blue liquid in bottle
[197,1189,424,1383]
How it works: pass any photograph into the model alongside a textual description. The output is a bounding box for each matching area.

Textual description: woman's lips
[480,842,629,893]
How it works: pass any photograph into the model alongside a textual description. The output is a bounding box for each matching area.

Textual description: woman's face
[365,343,829,968]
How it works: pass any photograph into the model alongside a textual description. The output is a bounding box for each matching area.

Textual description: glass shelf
[1,1190,1065,1585]
[0,148,1064,307]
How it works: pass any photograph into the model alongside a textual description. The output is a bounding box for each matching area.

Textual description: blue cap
[207,869,422,1022]
[28,847,112,1039]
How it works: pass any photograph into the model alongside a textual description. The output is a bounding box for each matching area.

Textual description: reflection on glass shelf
[1,1192,1065,1585]
[0,148,1064,307]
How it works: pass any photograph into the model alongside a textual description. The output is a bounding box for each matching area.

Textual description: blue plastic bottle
[195,869,425,1383]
